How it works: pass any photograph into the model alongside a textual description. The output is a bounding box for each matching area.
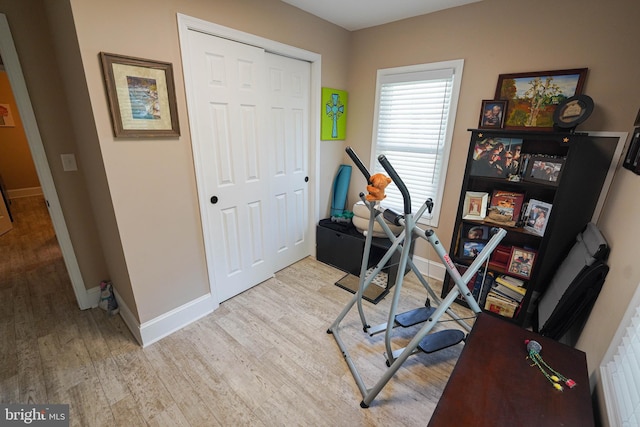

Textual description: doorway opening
[0,14,89,309]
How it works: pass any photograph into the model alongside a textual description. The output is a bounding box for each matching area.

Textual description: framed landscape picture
[495,68,587,130]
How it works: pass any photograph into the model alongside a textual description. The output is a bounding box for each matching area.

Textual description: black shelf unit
[442,129,617,326]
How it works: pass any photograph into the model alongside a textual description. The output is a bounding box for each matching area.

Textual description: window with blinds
[371,60,464,226]
[601,283,640,426]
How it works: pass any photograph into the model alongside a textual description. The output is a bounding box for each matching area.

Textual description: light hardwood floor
[1,196,474,426]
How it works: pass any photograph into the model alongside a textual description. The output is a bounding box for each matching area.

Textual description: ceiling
[280,0,481,31]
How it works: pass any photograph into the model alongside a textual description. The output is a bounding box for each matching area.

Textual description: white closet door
[265,53,311,272]
[187,30,273,302]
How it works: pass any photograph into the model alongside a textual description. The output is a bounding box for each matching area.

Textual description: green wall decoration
[321,87,347,140]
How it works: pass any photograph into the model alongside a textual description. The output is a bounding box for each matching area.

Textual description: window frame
[370,59,464,227]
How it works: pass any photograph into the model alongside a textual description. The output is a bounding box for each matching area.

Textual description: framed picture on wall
[100,52,180,137]
[0,104,15,127]
[321,87,348,140]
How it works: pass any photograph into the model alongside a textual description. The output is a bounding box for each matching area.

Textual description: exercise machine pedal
[395,306,435,328]
[417,329,465,354]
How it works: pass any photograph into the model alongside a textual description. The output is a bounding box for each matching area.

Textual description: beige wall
[42,0,138,318]
[0,1,109,298]
[346,0,639,421]
[66,0,350,323]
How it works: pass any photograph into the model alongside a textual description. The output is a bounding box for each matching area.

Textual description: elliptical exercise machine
[327,147,506,408]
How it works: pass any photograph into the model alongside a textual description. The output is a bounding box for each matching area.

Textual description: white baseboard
[411,254,446,282]
[84,286,101,309]
[112,288,144,345]
[112,288,216,347]
[98,256,442,348]
[6,186,43,199]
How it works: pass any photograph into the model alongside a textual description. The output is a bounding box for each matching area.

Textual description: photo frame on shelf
[524,199,553,236]
[484,190,525,227]
[495,68,587,130]
[523,156,565,185]
[462,191,488,220]
[460,239,489,260]
[100,52,180,137]
[478,100,507,129]
[470,136,523,178]
[463,223,490,240]
[507,246,537,279]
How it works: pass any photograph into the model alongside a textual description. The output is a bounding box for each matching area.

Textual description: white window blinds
[601,283,640,426]
[371,60,463,226]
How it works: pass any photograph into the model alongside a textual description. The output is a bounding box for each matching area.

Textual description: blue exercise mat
[331,164,352,216]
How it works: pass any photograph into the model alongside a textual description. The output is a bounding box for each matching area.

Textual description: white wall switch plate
[61,153,78,171]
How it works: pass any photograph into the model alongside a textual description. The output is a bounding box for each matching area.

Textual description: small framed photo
[507,246,537,279]
[100,52,180,137]
[524,199,553,236]
[0,104,15,127]
[460,239,488,260]
[524,156,565,185]
[478,100,507,129]
[463,223,490,240]
[462,191,488,220]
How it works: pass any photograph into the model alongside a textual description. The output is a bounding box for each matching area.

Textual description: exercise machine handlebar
[345,146,371,182]
[378,154,411,215]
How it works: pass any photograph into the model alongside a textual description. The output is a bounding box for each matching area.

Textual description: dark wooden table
[428,313,594,427]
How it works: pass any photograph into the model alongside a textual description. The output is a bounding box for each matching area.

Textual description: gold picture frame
[100,52,180,137]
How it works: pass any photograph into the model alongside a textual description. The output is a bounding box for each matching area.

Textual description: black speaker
[623,127,640,174]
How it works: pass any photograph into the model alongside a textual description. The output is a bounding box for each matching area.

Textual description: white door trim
[177,13,321,301]
[0,14,91,309]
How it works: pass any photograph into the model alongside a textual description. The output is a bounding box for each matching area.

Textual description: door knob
[305,176,309,182]
[210,196,219,204]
